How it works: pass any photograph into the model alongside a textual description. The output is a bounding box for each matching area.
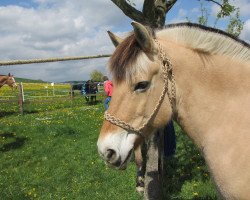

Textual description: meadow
[0,83,219,199]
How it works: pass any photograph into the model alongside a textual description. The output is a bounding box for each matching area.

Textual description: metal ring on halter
[104,39,176,138]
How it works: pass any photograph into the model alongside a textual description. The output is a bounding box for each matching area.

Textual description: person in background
[103,76,113,110]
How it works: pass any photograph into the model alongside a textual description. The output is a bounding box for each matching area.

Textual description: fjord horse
[97,22,250,199]
[0,73,17,89]
[107,31,145,193]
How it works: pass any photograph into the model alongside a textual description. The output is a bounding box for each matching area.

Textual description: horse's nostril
[106,149,116,160]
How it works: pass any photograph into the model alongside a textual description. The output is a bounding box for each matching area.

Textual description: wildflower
[193,192,198,196]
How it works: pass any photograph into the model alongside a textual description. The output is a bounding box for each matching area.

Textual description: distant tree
[90,70,103,82]
[186,2,244,37]
[225,8,244,37]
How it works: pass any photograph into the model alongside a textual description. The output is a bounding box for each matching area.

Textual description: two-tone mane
[109,23,250,84]
[98,22,250,199]
[161,23,250,63]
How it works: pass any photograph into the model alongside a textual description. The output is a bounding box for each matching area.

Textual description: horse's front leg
[134,145,144,193]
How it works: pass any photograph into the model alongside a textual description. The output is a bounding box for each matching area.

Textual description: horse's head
[97,22,174,169]
[6,73,17,89]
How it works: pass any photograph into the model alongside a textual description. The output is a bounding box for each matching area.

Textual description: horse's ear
[131,22,155,53]
[107,31,123,47]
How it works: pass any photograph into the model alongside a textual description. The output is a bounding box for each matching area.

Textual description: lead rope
[104,39,176,138]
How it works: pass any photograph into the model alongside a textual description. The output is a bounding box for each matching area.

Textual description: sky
[0,0,250,82]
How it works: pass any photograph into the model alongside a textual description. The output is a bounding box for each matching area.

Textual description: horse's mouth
[106,148,133,170]
[119,149,133,170]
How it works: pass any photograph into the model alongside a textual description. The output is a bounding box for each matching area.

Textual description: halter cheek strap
[104,39,176,138]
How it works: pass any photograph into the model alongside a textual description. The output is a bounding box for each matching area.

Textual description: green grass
[162,125,220,199]
[1,85,220,199]
[0,98,142,200]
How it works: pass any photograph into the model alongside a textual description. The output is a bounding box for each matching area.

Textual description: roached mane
[160,23,250,63]
[108,23,250,83]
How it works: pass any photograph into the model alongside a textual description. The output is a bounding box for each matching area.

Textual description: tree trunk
[111,0,177,28]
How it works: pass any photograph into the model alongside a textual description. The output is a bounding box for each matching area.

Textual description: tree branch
[165,0,178,12]
[205,0,235,17]
[204,0,223,8]
[110,0,146,24]
[142,0,155,25]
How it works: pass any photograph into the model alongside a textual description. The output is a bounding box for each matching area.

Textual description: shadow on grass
[24,110,39,114]
[0,132,27,153]
[83,100,102,105]
[0,110,39,118]
[0,111,17,118]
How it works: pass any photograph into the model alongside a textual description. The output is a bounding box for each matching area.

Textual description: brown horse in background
[98,22,250,199]
[0,73,17,89]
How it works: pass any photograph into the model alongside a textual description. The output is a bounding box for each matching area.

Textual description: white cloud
[178,8,187,18]
[240,19,250,43]
[0,0,131,82]
[0,0,249,82]
[168,8,189,24]
[191,7,199,13]
[211,4,220,18]
[231,0,250,17]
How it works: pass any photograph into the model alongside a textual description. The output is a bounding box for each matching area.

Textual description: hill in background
[15,77,46,83]
[14,77,87,84]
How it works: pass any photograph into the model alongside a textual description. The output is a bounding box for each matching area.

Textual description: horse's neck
[169,45,250,147]
[169,46,250,198]
[0,76,7,88]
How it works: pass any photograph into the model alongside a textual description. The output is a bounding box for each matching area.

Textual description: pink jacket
[104,80,113,97]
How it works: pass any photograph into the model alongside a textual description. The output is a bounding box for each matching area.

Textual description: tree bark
[110,0,147,25]
[111,0,178,28]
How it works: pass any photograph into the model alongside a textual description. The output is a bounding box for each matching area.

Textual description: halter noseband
[104,39,176,138]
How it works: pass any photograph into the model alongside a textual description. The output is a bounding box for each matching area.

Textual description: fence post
[70,85,74,99]
[18,83,24,115]
[144,131,164,200]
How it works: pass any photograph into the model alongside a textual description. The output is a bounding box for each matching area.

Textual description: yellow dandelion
[193,192,199,196]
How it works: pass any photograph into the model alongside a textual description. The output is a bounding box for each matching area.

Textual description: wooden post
[144,130,164,200]
[70,85,74,108]
[18,83,24,115]
[70,85,74,99]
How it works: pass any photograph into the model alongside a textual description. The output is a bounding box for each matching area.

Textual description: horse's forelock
[109,34,142,84]
[109,27,155,84]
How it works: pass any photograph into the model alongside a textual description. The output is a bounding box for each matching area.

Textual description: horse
[97,22,250,199]
[107,31,145,193]
[0,73,17,89]
[84,80,98,103]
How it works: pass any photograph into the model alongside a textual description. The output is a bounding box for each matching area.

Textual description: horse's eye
[134,81,150,92]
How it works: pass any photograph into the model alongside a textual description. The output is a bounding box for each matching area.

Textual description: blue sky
[0,0,249,82]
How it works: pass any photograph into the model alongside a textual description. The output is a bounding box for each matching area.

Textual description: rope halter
[104,39,176,138]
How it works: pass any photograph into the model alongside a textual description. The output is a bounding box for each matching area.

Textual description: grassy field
[0,83,219,199]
